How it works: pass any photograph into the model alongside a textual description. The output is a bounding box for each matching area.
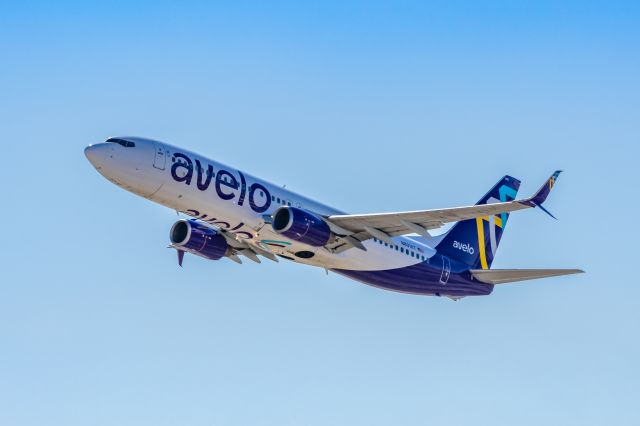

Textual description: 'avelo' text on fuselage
[171,152,272,214]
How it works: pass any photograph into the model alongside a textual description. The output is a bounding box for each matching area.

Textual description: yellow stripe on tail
[476,217,489,270]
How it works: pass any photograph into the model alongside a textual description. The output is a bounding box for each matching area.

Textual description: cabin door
[153,143,166,170]
[440,256,451,284]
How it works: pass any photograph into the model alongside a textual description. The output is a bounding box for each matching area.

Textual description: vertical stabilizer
[435,175,521,269]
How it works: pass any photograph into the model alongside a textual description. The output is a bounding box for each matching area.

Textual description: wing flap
[470,269,584,284]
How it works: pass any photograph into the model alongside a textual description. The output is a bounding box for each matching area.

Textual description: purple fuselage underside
[332,258,494,297]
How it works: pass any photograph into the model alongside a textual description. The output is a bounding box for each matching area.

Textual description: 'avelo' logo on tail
[453,241,475,254]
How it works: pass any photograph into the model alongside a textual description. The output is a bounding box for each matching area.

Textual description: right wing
[324,171,563,249]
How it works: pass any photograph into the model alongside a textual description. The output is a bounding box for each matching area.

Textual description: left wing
[218,228,279,264]
[325,171,562,244]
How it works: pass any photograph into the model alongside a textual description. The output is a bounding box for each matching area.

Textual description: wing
[171,223,279,265]
[470,269,584,284]
[218,227,280,264]
[324,171,562,249]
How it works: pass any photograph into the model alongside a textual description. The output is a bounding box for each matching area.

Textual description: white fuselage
[85,137,436,271]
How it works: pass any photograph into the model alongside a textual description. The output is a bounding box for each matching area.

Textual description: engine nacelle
[170,219,230,260]
[272,206,333,247]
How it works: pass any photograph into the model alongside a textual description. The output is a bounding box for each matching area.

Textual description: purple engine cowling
[170,219,229,260]
[272,206,333,247]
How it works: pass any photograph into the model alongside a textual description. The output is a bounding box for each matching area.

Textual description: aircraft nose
[84,143,109,169]
[84,144,95,161]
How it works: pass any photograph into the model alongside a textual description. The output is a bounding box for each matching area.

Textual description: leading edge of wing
[326,171,563,235]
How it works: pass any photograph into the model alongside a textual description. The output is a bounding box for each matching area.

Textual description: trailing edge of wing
[470,269,584,285]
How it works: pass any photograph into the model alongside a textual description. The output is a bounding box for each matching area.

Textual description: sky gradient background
[1,1,639,425]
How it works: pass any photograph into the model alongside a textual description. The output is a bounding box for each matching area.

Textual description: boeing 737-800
[84,136,582,299]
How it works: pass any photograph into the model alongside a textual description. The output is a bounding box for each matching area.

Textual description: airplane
[84,136,583,300]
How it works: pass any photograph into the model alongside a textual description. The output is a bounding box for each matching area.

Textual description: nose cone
[84,143,109,169]
[84,144,97,164]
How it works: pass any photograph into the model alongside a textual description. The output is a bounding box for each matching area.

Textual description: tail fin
[436,175,521,270]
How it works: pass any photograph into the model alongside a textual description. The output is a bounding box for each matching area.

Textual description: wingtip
[536,203,558,220]
[176,249,185,267]
[529,170,564,211]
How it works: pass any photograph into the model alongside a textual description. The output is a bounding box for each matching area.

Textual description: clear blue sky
[1,1,638,425]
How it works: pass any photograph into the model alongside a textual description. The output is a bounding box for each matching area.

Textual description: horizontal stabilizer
[470,268,584,284]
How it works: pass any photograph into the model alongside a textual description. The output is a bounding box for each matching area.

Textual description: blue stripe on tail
[435,175,521,270]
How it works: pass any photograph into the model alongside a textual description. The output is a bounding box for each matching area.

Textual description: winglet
[177,249,185,267]
[526,170,562,219]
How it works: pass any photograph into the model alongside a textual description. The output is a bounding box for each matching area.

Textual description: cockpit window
[106,138,135,148]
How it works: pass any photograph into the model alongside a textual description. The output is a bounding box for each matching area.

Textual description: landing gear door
[440,256,451,284]
[153,143,166,170]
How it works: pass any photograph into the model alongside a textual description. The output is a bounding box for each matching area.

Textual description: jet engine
[170,219,230,260]
[272,206,333,247]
